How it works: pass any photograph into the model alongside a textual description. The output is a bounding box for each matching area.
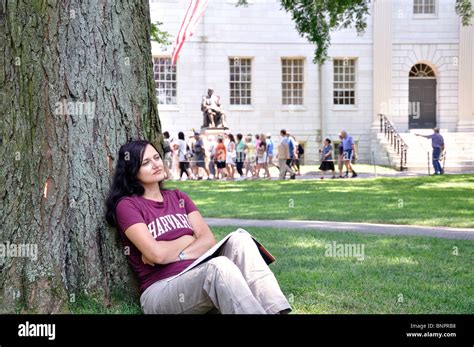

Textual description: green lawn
[73,227,474,314]
[214,227,474,314]
[165,174,474,228]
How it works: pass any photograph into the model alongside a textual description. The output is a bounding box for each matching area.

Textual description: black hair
[325,138,332,144]
[178,132,185,140]
[280,129,287,135]
[236,133,243,141]
[163,131,170,138]
[228,133,235,143]
[105,139,164,227]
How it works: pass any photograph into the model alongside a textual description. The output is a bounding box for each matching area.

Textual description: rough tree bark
[0,0,162,313]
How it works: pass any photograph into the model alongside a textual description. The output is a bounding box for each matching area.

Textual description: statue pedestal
[200,127,229,138]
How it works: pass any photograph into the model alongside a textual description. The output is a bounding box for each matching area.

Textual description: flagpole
[202,3,207,100]
[172,0,209,65]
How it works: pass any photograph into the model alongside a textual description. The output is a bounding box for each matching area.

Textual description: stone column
[373,0,393,127]
[457,13,474,132]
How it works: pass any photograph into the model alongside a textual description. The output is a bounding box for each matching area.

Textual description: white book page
[166,229,243,282]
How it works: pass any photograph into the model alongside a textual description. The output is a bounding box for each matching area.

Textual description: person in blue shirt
[339,130,358,178]
[287,133,295,161]
[416,127,445,175]
[319,138,336,179]
[266,133,275,168]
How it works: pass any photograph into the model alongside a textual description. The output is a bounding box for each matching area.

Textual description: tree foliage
[150,21,172,48]
[456,0,473,26]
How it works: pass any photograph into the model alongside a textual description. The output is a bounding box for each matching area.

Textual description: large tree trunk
[0,0,162,313]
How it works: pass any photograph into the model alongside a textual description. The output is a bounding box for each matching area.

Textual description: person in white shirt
[177,132,194,180]
[206,135,217,179]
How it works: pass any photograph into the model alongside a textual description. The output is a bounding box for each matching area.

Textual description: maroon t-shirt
[115,189,198,293]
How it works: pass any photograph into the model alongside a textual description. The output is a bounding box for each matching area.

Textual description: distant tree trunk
[0,0,162,313]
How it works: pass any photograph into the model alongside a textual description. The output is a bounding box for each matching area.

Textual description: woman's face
[136,144,165,185]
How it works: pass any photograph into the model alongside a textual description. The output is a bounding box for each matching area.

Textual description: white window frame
[332,57,357,109]
[281,57,305,107]
[153,56,178,106]
[229,57,253,107]
[413,0,438,19]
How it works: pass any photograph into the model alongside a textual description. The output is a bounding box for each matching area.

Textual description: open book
[166,228,275,282]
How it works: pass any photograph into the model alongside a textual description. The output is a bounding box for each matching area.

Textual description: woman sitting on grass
[105,139,291,314]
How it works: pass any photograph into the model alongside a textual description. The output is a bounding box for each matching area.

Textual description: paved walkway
[299,170,474,180]
[205,218,474,241]
[234,166,474,181]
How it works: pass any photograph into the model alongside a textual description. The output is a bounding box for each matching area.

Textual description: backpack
[163,139,171,154]
[185,144,193,160]
[298,144,304,155]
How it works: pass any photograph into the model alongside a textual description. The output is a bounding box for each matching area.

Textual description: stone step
[381,140,474,146]
[376,147,472,158]
[374,131,474,171]
[407,166,474,173]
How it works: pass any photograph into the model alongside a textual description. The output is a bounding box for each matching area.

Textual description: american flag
[171,0,209,65]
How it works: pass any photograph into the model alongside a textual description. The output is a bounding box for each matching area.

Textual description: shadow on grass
[212,227,474,314]
[167,175,474,228]
[70,287,141,314]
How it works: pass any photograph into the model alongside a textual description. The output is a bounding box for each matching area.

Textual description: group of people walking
[162,130,304,181]
[161,129,364,181]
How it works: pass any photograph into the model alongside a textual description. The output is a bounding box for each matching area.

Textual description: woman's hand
[178,211,216,260]
[142,254,155,266]
[179,234,196,245]
[141,234,195,265]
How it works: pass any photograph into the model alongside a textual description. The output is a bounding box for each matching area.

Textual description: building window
[333,58,356,105]
[229,57,252,105]
[153,57,177,105]
[282,58,304,105]
[413,0,435,14]
[409,63,435,77]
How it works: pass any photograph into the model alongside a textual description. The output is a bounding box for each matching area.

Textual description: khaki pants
[140,231,291,314]
[278,158,294,179]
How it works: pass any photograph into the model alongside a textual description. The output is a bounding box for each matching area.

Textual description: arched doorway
[408,63,437,129]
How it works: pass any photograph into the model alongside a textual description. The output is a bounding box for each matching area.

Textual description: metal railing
[379,114,408,171]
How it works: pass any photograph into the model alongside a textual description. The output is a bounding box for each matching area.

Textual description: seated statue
[201,88,228,129]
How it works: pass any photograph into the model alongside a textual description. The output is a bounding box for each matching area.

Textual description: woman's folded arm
[178,210,216,260]
[124,223,195,265]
